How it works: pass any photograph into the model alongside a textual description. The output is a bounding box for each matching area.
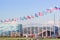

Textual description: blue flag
[35,13,38,17]
[23,16,27,20]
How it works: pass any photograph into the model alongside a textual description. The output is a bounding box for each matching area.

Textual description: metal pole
[42,24,43,38]
[46,24,47,37]
[54,13,55,36]
[59,19,60,35]
[50,25,51,37]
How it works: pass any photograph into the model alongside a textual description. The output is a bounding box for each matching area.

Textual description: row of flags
[0,7,60,23]
[46,7,60,13]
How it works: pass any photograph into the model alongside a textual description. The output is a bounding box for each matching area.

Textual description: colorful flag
[4,19,10,22]
[31,15,34,18]
[50,7,60,11]
[58,8,60,10]
[20,17,24,20]
[54,7,60,10]
[46,9,52,13]
[50,7,59,11]
[35,13,38,17]
[27,16,31,19]
[39,12,44,16]
[0,20,3,23]
[42,11,47,15]
[11,18,16,22]
[54,7,58,10]
[11,18,13,21]
[23,16,27,20]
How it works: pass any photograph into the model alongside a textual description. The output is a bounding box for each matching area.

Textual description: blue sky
[0,0,60,31]
[0,0,60,24]
[0,0,60,19]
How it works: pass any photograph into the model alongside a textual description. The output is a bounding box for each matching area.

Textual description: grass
[0,37,60,40]
[43,38,60,40]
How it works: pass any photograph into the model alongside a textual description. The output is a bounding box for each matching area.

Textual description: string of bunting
[0,7,60,23]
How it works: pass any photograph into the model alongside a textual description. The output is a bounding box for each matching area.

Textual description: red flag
[54,7,60,10]
[27,16,31,19]
[46,9,52,13]
[58,8,60,10]
[31,15,34,18]
[50,7,60,12]
[57,8,60,10]
[54,7,58,10]
[51,7,59,11]
[39,12,44,16]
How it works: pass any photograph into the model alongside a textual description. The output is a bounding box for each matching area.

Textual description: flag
[46,9,52,13]
[23,16,27,20]
[11,18,17,22]
[54,7,60,10]
[20,17,24,20]
[35,13,38,17]
[54,7,58,10]
[50,7,60,11]
[31,15,34,18]
[58,8,60,10]
[27,16,31,19]
[39,12,44,16]
[11,18,13,21]
[15,18,19,21]
[0,20,3,23]
[56,7,60,10]
[42,11,47,15]
[50,7,59,11]
[4,19,10,22]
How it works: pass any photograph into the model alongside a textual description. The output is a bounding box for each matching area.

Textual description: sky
[0,0,60,24]
[0,0,60,31]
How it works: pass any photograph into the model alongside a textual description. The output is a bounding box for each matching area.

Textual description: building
[0,23,60,38]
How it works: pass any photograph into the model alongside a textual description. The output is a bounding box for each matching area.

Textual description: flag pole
[46,24,47,37]
[50,25,51,37]
[54,13,55,36]
[42,24,43,38]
